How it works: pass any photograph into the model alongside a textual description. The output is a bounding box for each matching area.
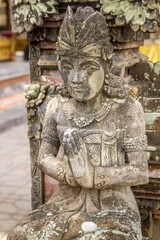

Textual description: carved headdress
[57,7,128,99]
[57,6,113,61]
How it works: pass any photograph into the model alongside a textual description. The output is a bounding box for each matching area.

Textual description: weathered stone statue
[8,6,148,240]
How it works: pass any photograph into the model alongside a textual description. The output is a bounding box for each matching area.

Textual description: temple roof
[12,0,160,34]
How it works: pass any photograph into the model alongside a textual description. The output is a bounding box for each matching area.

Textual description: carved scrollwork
[25,83,56,209]
[28,28,58,42]
[123,134,148,152]
[139,208,150,222]
[12,0,58,33]
[25,83,56,138]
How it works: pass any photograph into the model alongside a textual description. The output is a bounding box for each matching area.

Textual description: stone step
[0,73,29,99]
[0,102,27,133]
[0,92,26,111]
[0,60,30,100]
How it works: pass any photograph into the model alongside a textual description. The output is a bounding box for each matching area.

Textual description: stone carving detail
[101,0,159,32]
[62,97,113,128]
[28,28,58,42]
[8,6,148,240]
[12,0,58,33]
[24,83,56,209]
[29,42,41,83]
[12,0,160,35]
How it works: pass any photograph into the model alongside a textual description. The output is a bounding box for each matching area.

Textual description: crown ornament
[57,6,113,61]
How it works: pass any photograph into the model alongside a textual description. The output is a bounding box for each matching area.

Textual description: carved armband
[56,165,66,182]
[94,167,111,189]
[41,124,60,146]
[122,134,148,152]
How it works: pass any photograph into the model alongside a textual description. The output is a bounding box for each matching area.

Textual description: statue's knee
[7,225,27,240]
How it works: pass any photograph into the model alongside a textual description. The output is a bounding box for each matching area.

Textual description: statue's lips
[71,87,87,92]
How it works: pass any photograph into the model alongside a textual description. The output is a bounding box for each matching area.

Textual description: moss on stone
[100,0,154,28]
[154,62,160,75]
[12,0,58,33]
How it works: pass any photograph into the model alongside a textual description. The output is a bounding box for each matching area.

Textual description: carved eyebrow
[79,60,100,68]
[61,59,73,66]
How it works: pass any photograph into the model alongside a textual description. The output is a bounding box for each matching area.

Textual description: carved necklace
[62,97,113,128]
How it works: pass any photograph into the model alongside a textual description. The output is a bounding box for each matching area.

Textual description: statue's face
[59,57,105,101]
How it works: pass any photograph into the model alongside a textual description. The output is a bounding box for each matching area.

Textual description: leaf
[19,4,30,21]
[36,3,47,13]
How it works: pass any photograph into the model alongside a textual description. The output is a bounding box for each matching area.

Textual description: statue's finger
[67,138,74,157]
[69,136,78,155]
[63,141,69,156]
[72,130,80,152]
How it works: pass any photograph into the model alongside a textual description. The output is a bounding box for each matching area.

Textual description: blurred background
[0,0,160,239]
[0,1,31,240]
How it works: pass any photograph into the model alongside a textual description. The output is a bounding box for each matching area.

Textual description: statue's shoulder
[118,96,144,115]
[116,96,145,131]
[46,95,71,118]
[48,94,68,109]
[45,95,62,117]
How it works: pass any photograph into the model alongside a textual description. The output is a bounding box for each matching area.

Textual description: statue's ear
[104,73,129,99]
[102,44,114,60]
[57,60,61,72]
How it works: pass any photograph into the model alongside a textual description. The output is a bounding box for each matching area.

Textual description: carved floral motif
[101,0,159,32]
[12,0,58,33]
[12,0,160,34]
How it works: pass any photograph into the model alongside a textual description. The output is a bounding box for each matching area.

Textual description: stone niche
[12,0,160,239]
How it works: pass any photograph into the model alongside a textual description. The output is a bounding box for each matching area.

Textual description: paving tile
[14,200,31,211]
[12,215,25,221]
[1,178,29,187]
[4,199,17,204]
[0,214,11,221]
[15,187,31,196]
[0,219,18,232]
[0,195,8,199]
[0,203,17,214]
[21,195,31,201]
[0,169,10,176]
[0,186,18,195]
[16,210,29,216]
[0,123,31,236]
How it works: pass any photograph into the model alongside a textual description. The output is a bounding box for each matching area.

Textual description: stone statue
[8,6,148,240]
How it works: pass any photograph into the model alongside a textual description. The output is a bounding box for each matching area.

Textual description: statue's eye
[81,63,100,72]
[62,64,73,71]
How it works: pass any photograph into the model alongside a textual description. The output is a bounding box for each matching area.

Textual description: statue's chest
[57,119,125,167]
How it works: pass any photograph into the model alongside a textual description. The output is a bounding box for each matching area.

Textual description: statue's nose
[72,72,84,84]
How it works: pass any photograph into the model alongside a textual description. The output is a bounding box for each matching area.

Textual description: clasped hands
[63,128,91,187]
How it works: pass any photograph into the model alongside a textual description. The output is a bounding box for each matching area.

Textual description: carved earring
[57,82,71,97]
[105,73,110,85]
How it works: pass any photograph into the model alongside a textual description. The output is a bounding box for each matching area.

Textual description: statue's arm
[95,151,148,189]
[38,140,79,186]
[38,98,78,186]
[37,98,66,182]
[94,99,149,189]
[38,140,66,182]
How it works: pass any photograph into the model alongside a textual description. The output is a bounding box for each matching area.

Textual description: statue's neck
[73,92,103,114]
